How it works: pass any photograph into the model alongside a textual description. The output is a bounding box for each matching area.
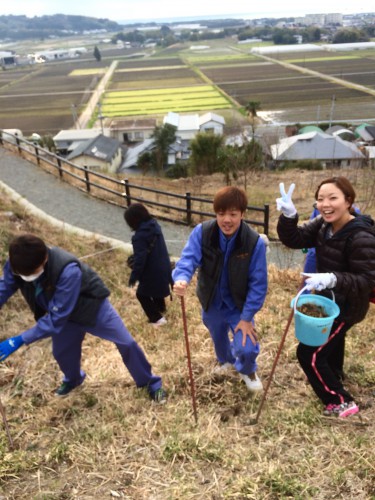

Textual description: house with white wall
[163,111,225,140]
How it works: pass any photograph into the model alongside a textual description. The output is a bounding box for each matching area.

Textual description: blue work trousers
[51,299,161,392]
[202,306,260,375]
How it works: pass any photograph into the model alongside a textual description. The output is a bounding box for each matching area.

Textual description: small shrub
[279,159,323,171]
[165,162,189,178]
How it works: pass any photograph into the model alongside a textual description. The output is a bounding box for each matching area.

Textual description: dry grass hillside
[0,172,374,499]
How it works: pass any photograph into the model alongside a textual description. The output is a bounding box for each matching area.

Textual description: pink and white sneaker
[337,401,359,419]
[323,401,359,418]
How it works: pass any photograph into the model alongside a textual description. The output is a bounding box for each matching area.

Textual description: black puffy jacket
[277,213,375,325]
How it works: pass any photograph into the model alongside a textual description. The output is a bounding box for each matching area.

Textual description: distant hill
[0,14,122,41]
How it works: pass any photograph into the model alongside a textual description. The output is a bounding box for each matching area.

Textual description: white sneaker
[152,317,167,327]
[213,362,233,374]
[240,373,263,393]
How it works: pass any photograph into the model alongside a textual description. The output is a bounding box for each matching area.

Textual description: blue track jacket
[172,223,268,322]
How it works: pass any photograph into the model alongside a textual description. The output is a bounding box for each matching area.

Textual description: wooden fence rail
[0,131,269,235]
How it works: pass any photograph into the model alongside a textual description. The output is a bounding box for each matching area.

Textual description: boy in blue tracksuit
[0,234,166,403]
[173,187,268,392]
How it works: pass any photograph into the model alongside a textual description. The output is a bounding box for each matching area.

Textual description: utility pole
[97,102,104,134]
[328,95,336,128]
[71,104,79,129]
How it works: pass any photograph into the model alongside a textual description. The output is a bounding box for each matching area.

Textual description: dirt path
[76,60,118,129]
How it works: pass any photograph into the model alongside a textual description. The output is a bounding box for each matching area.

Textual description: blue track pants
[202,306,260,375]
[51,299,161,392]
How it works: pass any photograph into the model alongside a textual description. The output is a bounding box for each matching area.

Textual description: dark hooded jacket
[277,213,375,325]
[130,218,172,297]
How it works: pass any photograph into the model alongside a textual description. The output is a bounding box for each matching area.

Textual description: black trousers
[296,319,353,406]
[136,292,166,323]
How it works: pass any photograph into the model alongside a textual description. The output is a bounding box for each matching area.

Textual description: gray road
[0,146,304,268]
[0,147,191,257]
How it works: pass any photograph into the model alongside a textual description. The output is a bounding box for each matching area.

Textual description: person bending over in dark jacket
[173,186,268,393]
[0,234,167,403]
[124,203,173,327]
[277,177,375,419]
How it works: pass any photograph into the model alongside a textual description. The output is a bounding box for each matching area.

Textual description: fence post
[16,136,22,155]
[57,157,63,179]
[186,191,192,225]
[263,204,269,236]
[34,145,40,166]
[84,165,90,193]
[124,179,131,206]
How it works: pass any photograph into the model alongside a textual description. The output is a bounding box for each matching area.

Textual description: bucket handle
[293,285,335,315]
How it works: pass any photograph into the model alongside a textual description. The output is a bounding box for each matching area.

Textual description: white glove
[301,272,337,291]
[276,182,297,218]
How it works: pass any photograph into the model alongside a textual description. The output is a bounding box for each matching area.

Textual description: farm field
[102,85,232,116]
[293,57,375,88]
[1,37,375,135]
[201,61,374,108]
[0,59,108,135]
[109,66,202,91]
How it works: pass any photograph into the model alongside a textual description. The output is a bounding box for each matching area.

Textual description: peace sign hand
[276,182,297,217]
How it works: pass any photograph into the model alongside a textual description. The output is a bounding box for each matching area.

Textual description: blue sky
[1,1,374,22]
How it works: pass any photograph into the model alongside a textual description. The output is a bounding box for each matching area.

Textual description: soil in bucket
[297,303,328,318]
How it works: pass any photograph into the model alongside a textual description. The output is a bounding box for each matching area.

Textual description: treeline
[237,25,375,45]
[0,14,121,40]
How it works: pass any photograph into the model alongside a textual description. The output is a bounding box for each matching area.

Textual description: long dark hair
[124,203,152,230]
[315,176,356,214]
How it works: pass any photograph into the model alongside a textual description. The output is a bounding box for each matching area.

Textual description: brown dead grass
[0,177,375,499]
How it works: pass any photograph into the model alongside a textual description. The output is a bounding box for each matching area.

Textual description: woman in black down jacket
[124,203,172,327]
[277,176,375,419]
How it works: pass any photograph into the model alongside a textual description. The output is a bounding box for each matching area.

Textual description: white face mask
[19,269,44,282]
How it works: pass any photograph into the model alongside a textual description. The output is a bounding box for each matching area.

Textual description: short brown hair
[315,176,356,213]
[213,187,248,213]
[9,234,48,275]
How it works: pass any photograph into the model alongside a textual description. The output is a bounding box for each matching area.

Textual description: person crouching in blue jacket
[172,187,268,393]
[0,234,167,403]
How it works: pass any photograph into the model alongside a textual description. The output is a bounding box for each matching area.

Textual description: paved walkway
[0,146,304,268]
[0,146,191,257]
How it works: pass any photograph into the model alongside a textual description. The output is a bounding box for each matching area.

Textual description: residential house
[118,138,190,172]
[53,129,104,156]
[0,51,16,67]
[163,111,225,140]
[108,118,157,144]
[270,131,365,167]
[355,123,375,144]
[67,134,125,173]
[325,125,356,142]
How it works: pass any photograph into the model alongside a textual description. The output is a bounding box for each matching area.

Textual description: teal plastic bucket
[291,287,340,346]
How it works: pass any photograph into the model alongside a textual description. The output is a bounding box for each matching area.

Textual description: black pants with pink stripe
[296,319,354,406]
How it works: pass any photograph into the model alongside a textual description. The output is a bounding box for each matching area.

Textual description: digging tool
[251,279,306,425]
[180,296,198,424]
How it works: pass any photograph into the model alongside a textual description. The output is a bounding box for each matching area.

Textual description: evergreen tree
[93,45,101,62]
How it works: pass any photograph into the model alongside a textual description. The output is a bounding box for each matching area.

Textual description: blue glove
[276,182,297,217]
[301,272,337,291]
[0,335,25,362]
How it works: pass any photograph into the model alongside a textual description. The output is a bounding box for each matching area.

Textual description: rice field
[102,85,232,117]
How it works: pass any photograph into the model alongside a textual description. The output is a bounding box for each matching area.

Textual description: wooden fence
[0,131,269,235]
